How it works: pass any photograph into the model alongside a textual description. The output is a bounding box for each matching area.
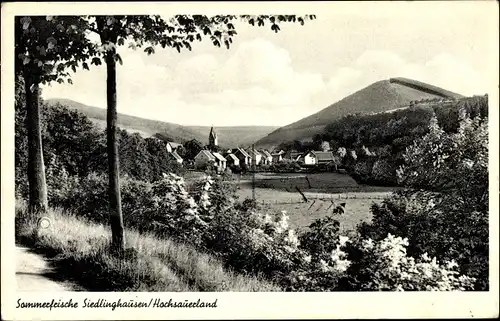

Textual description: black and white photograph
[2,1,499,319]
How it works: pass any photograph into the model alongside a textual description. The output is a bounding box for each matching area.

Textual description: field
[236,186,390,234]
[185,171,397,233]
[233,172,398,233]
[238,172,400,194]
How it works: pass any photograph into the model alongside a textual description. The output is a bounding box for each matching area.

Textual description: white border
[2,1,499,319]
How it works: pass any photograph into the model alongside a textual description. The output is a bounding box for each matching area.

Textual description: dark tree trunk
[105,53,125,253]
[24,73,48,215]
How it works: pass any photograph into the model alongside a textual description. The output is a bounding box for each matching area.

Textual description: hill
[44,98,206,143]
[44,99,277,147]
[254,78,464,149]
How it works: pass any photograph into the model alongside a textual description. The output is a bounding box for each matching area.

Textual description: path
[16,246,75,291]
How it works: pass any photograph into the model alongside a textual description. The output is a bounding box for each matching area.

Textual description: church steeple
[209,126,218,148]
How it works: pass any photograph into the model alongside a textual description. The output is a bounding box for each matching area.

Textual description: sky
[40,2,498,127]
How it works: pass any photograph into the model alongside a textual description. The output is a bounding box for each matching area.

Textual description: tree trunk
[105,53,125,253]
[24,73,48,215]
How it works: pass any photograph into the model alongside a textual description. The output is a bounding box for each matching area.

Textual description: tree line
[275,95,488,185]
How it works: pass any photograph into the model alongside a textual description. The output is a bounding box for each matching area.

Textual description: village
[163,127,338,173]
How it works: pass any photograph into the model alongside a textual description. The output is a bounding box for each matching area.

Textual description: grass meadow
[236,186,388,233]
[15,200,280,292]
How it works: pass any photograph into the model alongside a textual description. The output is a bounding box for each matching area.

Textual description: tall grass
[15,200,280,292]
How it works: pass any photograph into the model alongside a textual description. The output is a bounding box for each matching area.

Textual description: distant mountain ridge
[185,125,279,148]
[44,98,278,148]
[254,78,464,149]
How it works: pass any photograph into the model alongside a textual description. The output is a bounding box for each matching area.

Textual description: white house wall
[304,153,317,165]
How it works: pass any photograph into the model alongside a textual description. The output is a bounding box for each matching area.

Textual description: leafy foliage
[304,95,489,185]
[15,16,96,84]
[15,101,184,195]
[40,158,478,292]
[358,108,489,290]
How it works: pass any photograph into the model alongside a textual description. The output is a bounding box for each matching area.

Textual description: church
[208,126,218,150]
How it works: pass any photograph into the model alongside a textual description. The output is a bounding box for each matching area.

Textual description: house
[225,153,240,167]
[194,150,216,170]
[303,151,335,165]
[166,141,183,153]
[259,149,273,165]
[170,150,183,164]
[247,149,263,166]
[233,148,251,166]
[271,150,285,163]
[212,152,227,172]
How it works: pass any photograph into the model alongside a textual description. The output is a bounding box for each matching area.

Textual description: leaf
[173,43,181,53]
[82,62,89,70]
[37,60,43,67]
[23,57,30,65]
[68,79,73,85]
[71,64,76,73]
[46,16,53,21]
[114,53,123,65]
[183,41,192,51]
[107,17,115,26]
[224,40,229,49]
[144,46,155,55]
[39,46,46,56]
[196,33,202,41]
[47,36,57,49]
[21,17,31,30]
[91,57,101,66]
[57,78,64,84]
[117,37,125,46]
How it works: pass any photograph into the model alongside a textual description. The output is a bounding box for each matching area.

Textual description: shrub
[358,109,489,290]
[371,159,397,184]
[339,234,476,291]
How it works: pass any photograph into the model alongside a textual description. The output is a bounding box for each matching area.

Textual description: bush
[22,99,486,291]
[358,110,489,290]
[371,159,397,185]
[40,163,480,292]
[337,234,476,291]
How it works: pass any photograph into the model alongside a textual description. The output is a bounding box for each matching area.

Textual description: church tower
[208,126,218,149]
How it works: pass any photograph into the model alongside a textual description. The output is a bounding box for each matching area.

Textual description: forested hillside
[255,78,464,149]
[320,95,488,185]
[15,100,183,198]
